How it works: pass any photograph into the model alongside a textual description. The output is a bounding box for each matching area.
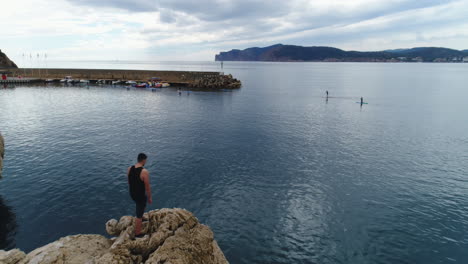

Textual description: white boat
[126,80,136,85]
[79,79,89,83]
[162,83,170,88]
[61,76,72,83]
[112,80,122,85]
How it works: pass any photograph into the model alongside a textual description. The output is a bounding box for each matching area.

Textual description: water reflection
[0,195,17,250]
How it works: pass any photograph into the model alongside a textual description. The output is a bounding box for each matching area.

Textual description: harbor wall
[4,68,241,88]
[9,68,221,83]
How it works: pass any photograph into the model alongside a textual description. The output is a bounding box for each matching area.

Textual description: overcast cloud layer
[2,0,468,62]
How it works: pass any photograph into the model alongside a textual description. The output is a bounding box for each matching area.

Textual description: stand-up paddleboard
[356,102,368,104]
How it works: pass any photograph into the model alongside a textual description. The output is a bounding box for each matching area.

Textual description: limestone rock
[19,234,111,264]
[103,208,228,264]
[0,249,26,264]
[1,208,228,264]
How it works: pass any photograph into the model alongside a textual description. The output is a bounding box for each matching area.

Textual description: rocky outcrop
[189,74,241,89]
[0,208,228,264]
[0,249,25,264]
[0,133,4,178]
[0,50,17,69]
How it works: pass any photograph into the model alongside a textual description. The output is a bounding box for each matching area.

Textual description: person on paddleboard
[127,153,152,238]
[326,90,329,97]
[360,97,364,105]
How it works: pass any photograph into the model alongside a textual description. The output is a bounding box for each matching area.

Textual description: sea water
[1,62,468,264]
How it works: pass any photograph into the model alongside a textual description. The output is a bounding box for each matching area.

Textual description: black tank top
[128,166,146,202]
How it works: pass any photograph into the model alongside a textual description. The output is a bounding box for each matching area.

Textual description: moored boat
[60,76,72,83]
[135,83,148,88]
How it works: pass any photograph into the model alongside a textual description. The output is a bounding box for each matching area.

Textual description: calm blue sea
[1,61,468,264]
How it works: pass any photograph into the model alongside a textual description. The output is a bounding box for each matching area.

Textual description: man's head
[137,153,147,165]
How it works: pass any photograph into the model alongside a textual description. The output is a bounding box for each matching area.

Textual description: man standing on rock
[127,153,152,237]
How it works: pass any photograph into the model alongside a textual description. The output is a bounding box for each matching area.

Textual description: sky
[2,0,468,63]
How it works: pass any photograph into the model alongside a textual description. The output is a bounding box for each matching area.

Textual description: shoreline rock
[0,50,17,69]
[0,133,4,178]
[0,208,228,264]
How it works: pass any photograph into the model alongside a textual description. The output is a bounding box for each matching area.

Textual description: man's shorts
[134,197,147,218]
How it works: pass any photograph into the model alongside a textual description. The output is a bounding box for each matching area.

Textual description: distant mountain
[386,47,467,61]
[215,44,468,62]
[0,50,17,68]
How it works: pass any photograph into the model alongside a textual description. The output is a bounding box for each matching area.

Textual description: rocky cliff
[0,133,4,178]
[0,50,17,69]
[0,208,228,264]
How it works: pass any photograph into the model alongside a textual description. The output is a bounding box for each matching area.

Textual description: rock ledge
[0,208,228,264]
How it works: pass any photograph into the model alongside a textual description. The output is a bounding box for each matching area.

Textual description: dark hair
[137,153,147,162]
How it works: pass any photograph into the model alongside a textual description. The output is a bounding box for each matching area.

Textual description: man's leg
[135,217,142,236]
[135,201,145,236]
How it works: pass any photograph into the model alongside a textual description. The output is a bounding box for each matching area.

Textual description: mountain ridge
[215,44,468,62]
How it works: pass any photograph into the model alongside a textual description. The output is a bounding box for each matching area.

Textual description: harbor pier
[4,68,242,89]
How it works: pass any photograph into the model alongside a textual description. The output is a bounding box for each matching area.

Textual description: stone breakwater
[0,133,4,178]
[9,68,241,89]
[189,74,241,89]
[0,208,228,264]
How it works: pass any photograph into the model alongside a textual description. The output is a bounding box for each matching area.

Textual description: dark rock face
[0,50,17,69]
[0,133,4,178]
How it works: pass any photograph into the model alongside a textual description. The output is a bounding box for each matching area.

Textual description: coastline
[0,208,228,264]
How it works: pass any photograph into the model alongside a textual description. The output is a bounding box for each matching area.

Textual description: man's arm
[141,169,152,204]
[127,167,131,184]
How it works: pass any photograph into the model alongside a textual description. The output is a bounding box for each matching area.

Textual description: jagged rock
[19,234,111,264]
[1,209,228,264]
[0,249,26,264]
[102,208,228,264]
[0,133,4,178]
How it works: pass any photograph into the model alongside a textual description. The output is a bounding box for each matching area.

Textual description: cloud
[2,0,467,62]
